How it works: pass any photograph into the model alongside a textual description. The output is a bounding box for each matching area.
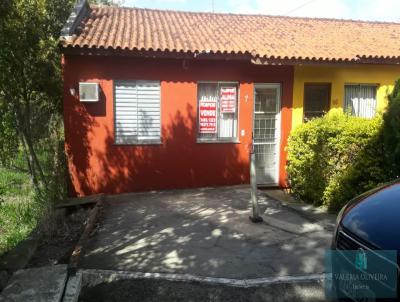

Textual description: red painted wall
[63,55,293,196]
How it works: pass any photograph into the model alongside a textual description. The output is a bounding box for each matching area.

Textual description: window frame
[113,80,162,146]
[344,83,378,118]
[196,81,240,143]
[79,82,99,102]
[303,83,331,122]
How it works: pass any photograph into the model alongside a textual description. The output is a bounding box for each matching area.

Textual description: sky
[122,0,400,22]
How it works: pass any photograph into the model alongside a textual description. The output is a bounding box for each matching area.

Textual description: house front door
[253,84,281,185]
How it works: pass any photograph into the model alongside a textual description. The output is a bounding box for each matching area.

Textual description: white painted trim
[253,83,282,186]
[79,82,99,102]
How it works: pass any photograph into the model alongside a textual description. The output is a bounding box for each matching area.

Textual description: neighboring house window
[344,84,377,118]
[303,83,331,121]
[197,82,238,142]
[114,81,161,144]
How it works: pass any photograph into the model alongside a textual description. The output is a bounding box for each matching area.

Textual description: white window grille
[114,81,161,144]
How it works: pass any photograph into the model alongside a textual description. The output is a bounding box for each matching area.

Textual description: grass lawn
[0,167,41,255]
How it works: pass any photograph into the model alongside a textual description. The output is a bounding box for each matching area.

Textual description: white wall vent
[79,82,99,102]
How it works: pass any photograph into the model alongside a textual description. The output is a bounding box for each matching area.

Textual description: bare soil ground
[27,207,90,267]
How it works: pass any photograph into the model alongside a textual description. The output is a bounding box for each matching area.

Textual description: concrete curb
[62,272,82,302]
[262,191,336,232]
[69,195,104,270]
[261,214,324,235]
[76,269,327,302]
[80,268,326,288]
[0,265,68,302]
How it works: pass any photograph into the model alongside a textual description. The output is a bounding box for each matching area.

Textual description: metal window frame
[344,83,378,118]
[113,80,162,145]
[79,82,99,102]
[303,82,331,121]
[196,81,240,143]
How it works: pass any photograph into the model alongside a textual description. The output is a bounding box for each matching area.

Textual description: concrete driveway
[80,186,333,279]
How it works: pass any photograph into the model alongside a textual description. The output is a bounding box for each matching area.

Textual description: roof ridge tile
[61,1,400,63]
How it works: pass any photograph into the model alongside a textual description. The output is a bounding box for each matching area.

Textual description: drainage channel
[69,269,327,302]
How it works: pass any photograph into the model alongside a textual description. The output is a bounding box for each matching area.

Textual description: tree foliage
[0,0,74,197]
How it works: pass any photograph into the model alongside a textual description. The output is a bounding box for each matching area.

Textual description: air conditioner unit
[79,82,99,102]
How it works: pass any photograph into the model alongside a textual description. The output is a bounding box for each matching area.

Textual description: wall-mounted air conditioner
[79,82,99,102]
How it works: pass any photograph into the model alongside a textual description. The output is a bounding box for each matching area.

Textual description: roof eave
[252,56,400,66]
[60,46,254,61]
[60,45,400,66]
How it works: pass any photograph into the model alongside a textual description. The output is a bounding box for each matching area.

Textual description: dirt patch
[27,207,90,267]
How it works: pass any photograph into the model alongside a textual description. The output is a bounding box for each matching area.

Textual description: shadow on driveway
[79,186,332,279]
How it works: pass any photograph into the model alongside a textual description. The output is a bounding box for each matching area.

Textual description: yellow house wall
[292,65,400,129]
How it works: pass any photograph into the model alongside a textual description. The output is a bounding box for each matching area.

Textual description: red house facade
[60,1,400,196]
[63,55,293,196]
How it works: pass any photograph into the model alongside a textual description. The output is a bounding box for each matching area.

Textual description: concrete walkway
[80,186,333,279]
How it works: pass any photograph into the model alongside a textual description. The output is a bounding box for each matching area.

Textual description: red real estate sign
[220,87,236,113]
[199,99,217,133]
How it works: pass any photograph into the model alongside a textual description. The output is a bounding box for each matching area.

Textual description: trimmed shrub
[383,80,400,175]
[287,112,388,212]
[322,129,389,212]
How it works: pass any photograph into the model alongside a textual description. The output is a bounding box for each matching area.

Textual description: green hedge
[287,113,389,212]
[382,80,400,174]
[287,81,400,212]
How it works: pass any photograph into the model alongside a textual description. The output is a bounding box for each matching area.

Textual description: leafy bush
[287,112,389,212]
[382,80,400,175]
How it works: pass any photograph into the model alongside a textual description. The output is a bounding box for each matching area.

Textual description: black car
[331,180,400,300]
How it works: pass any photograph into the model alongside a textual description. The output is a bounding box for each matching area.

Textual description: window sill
[114,139,162,146]
[196,139,241,144]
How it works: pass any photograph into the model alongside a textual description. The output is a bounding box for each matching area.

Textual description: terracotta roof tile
[61,5,400,62]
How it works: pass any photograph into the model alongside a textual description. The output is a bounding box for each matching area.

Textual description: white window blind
[114,81,161,144]
[197,82,238,142]
[344,84,377,118]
